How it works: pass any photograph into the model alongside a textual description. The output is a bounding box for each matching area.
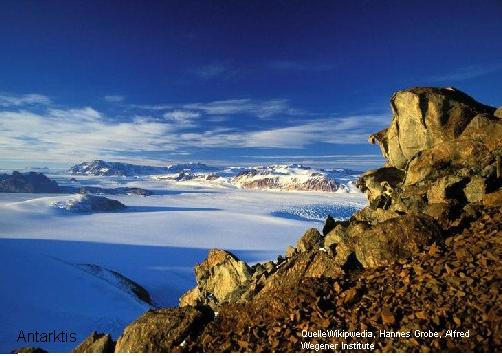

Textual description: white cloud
[129,98,305,119]
[183,98,302,118]
[163,110,200,127]
[0,93,51,107]
[104,95,125,103]
[241,115,388,148]
[0,108,178,163]
[0,94,388,165]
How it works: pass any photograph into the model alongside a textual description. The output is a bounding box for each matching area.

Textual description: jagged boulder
[357,167,404,208]
[355,215,442,268]
[483,191,502,206]
[179,249,252,307]
[351,206,401,225]
[333,214,442,269]
[250,250,343,299]
[370,87,496,169]
[295,228,323,253]
[404,140,493,186]
[426,176,467,204]
[115,307,212,352]
[463,176,486,203]
[460,113,502,149]
[73,331,114,353]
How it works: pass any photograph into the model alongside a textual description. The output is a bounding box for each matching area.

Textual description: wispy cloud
[0,108,178,163]
[0,93,51,107]
[241,115,388,148]
[427,63,502,83]
[130,98,305,119]
[163,110,200,127]
[183,98,304,118]
[0,91,387,165]
[103,95,125,103]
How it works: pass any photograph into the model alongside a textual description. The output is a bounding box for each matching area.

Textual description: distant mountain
[68,160,218,176]
[0,171,62,193]
[165,162,218,173]
[232,164,350,192]
[154,164,361,193]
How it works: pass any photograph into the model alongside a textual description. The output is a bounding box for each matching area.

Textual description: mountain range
[68,160,361,193]
[68,160,218,176]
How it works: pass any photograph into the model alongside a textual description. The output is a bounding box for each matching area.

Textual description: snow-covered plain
[0,174,366,352]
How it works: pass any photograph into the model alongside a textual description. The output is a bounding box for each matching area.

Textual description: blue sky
[0,0,501,169]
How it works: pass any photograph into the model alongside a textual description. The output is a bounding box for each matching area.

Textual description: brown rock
[405,140,493,186]
[353,214,442,268]
[115,306,212,352]
[295,228,323,253]
[180,249,252,307]
[324,224,346,249]
[427,176,466,204]
[357,167,404,207]
[460,113,502,150]
[73,331,114,353]
[463,176,486,203]
[370,87,495,169]
[352,206,401,224]
[284,245,296,258]
[381,308,396,325]
[483,191,502,207]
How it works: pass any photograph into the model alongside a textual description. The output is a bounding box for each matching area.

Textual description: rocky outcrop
[370,87,496,169]
[295,228,323,252]
[73,331,114,353]
[110,87,502,352]
[179,250,253,307]
[0,171,61,193]
[52,194,126,213]
[114,307,212,352]
[345,214,442,268]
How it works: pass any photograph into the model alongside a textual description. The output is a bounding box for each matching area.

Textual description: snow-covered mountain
[68,160,217,176]
[68,160,361,193]
[155,164,361,193]
[231,164,358,192]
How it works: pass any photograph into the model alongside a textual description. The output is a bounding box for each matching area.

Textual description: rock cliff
[74,87,502,352]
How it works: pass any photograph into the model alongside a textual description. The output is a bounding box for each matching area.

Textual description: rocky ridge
[70,87,502,352]
[52,193,126,213]
[0,171,61,193]
[68,160,217,176]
